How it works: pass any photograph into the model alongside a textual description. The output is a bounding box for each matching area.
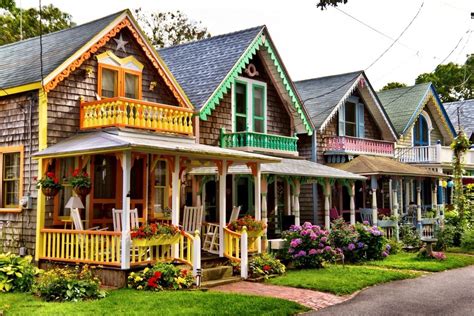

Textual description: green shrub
[386,239,402,255]
[329,218,364,263]
[128,262,194,291]
[249,253,285,278]
[355,222,389,260]
[461,229,474,250]
[400,224,421,248]
[434,224,457,250]
[0,253,40,292]
[35,266,106,302]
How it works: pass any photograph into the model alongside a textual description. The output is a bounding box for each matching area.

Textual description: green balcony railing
[220,128,298,153]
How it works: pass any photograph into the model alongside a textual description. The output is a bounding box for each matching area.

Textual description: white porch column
[261,176,268,239]
[393,185,399,218]
[219,160,227,257]
[405,180,410,214]
[324,179,331,229]
[171,156,180,226]
[349,182,356,225]
[254,163,262,253]
[389,178,393,211]
[293,180,301,227]
[399,178,404,215]
[121,151,132,270]
[371,176,378,226]
[416,182,422,229]
[433,184,439,218]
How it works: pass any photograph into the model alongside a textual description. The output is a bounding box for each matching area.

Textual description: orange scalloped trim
[44,17,188,108]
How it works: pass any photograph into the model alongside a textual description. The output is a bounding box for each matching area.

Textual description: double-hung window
[0,146,23,210]
[338,96,365,138]
[233,77,267,133]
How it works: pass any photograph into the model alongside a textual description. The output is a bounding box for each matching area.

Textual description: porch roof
[190,158,366,180]
[32,129,280,163]
[330,155,444,178]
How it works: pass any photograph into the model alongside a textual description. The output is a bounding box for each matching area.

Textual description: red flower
[147,277,158,288]
[53,177,59,184]
[46,172,55,178]
[153,271,162,279]
[181,269,188,276]
[263,265,271,272]
[83,172,89,177]
[72,168,80,177]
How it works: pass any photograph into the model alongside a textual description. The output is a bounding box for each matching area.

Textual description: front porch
[33,128,279,280]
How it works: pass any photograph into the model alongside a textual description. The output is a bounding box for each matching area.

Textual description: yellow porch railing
[223,227,242,262]
[39,229,122,267]
[80,97,194,135]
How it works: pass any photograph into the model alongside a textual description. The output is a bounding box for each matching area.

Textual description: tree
[415,55,474,102]
[316,0,349,10]
[134,9,210,48]
[380,82,408,91]
[0,1,75,45]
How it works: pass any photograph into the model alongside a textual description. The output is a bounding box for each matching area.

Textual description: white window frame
[338,96,365,138]
[411,110,433,146]
[231,77,267,133]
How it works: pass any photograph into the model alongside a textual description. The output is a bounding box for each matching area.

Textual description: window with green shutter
[338,96,365,138]
[233,77,267,133]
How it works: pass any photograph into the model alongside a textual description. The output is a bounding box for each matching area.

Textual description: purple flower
[288,247,295,254]
[303,222,313,229]
[309,249,317,255]
[319,243,325,248]
[363,221,369,225]
[320,237,327,243]
[300,229,308,236]
[348,243,356,251]
[290,238,302,248]
[297,250,307,257]
[382,251,389,257]
[324,246,332,252]
[386,244,391,251]
[310,232,317,240]
[357,242,364,248]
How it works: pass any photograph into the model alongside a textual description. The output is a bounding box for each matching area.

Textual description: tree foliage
[380,82,408,91]
[415,55,474,102]
[0,1,75,45]
[134,9,210,48]
[316,0,349,10]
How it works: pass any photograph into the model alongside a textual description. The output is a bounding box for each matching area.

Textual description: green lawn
[0,289,308,316]
[447,247,474,255]
[365,252,474,272]
[267,265,421,295]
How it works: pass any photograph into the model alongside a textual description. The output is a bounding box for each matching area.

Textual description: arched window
[413,111,431,146]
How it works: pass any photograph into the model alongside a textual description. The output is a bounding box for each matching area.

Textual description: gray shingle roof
[159,26,264,109]
[377,83,432,135]
[0,10,124,89]
[444,99,474,139]
[294,71,362,129]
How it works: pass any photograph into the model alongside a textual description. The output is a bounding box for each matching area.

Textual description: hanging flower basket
[132,234,181,247]
[74,186,91,197]
[42,187,60,198]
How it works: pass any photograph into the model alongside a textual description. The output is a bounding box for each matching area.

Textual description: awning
[33,128,280,163]
[330,155,444,178]
[190,158,366,180]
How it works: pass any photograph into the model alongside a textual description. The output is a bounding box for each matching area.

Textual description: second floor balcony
[220,128,299,156]
[325,136,395,157]
[396,145,474,165]
[80,97,194,135]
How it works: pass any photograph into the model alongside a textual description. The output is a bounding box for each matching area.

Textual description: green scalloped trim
[199,32,313,135]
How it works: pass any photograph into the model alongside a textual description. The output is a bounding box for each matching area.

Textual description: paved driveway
[312,265,474,316]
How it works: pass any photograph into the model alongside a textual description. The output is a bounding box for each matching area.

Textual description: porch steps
[201,276,241,288]
[201,265,241,288]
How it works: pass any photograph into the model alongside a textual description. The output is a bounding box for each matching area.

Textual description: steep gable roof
[444,99,474,139]
[160,26,313,134]
[0,11,122,90]
[0,10,191,108]
[294,71,396,140]
[378,83,456,137]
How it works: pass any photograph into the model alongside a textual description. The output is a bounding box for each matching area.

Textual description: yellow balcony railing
[80,97,194,135]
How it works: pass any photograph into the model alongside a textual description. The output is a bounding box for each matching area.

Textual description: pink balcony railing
[325,136,394,156]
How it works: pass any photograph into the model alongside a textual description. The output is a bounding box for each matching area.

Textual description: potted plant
[131,223,183,247]
[70,168,91,197]
[227,215,266,238]
[378,215,398,228]
[37,172,62,198]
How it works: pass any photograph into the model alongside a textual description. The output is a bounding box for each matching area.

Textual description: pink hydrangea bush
[283,222,341,268]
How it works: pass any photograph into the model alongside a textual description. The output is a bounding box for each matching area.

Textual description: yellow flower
[137,285,143,290]
[143,268,149,273]
[135,276,142,282]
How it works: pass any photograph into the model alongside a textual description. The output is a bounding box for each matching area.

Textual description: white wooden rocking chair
[202,205,241,254]
[71,209,108,231]
[112,208,140,232]
[182,206,204,234]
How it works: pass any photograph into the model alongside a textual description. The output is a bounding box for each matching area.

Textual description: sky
[19,0,474,90]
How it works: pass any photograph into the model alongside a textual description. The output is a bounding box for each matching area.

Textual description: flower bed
[128,263,194,291]
[248,253,286,280]
[282,222,340,269]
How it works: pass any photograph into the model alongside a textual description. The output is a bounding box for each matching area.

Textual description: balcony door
[232,77,267,133]
[413,112,430,146]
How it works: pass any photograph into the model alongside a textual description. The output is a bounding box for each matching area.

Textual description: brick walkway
[211,281,355,311]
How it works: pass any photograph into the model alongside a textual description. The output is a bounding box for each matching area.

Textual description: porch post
[121,151,132,270]
[261,175,268,250]
[293,179,301,227]
[433,183,439,218]
[392,180,399,218]
[405,179,410,214]
[324,179,330,229]
[254,163,262,253]
[389,178,393,212]
[219,160,227,257]
[399,178,404,215]
[371,175,378,226]
[171,156,180,226]
[416,180,422,231]
[349,182,355,225]
[35,158,46,261]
